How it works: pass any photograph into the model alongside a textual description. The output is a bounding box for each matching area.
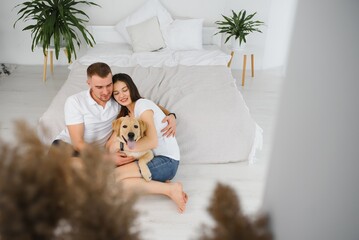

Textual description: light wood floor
[0,64,284,239]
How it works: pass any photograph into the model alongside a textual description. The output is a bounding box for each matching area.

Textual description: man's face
[87,73,113,105]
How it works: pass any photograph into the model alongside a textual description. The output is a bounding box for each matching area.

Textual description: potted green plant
[13,0,100,63]
[215,10,264,49]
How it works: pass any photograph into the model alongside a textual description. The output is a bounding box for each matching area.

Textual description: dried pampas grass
[0,120,140,240]
[0,121,272,240]
[199,183,272,240]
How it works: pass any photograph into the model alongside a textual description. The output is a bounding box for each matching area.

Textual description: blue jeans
[138,155,179,182]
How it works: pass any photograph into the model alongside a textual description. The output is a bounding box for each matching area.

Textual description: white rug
[0,63,16,78]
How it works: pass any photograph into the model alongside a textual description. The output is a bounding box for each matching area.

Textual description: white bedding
[73,43,231,68]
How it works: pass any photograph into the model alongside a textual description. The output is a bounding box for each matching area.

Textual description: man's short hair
[87,62,112,78]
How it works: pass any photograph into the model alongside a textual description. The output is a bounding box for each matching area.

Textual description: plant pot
[231,38,246,50]
[49,35,66,48]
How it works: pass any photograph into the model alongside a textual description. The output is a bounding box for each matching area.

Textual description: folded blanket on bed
[38,62,262,164]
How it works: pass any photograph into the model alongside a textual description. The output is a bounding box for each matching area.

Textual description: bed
[38,27,262,164]
[37,1,263,238]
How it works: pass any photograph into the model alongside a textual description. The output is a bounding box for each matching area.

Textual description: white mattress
[72,43,231,68]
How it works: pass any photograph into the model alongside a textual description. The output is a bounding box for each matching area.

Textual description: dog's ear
[138,119,147,137]
[112,118,123,133]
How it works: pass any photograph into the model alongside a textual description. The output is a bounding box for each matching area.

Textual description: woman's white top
[134,99,180,160]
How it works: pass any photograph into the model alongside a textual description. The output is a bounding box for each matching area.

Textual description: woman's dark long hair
[112,73,142,118]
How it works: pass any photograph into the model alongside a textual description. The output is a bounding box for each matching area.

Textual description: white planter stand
[227,44,255,87]
[38,46,69,82]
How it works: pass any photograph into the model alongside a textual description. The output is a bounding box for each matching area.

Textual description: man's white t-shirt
[134,99,180,160]
[55,90,120,148]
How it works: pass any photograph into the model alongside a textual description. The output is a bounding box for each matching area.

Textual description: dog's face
[112,116,147,146]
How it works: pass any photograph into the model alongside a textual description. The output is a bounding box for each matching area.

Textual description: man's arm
[63,94,89,152]
[112,152,135,166]
[67,123,86,151]
[158,104,170,115]
[157,104,177,137]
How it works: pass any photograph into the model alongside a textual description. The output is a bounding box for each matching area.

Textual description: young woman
[106,73,187,213]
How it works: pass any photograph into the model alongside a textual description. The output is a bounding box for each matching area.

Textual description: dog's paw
[141,168,152,182]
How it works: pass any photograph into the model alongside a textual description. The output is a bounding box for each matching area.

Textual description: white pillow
[127,17,166,52]
[115,0,173,44]
[163,18,203,50]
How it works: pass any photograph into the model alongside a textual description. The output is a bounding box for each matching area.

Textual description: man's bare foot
[168,182,187,213]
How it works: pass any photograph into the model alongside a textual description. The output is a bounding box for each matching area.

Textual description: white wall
[83,0,226,26]
[263,1,359,239]
[0,0,292,70]
[262,0,297,71]
[0,0,40,65]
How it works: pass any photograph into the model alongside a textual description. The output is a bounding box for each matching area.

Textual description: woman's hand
[161,114,176,137]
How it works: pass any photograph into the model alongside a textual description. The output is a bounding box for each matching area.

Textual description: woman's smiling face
[113,81,132,106]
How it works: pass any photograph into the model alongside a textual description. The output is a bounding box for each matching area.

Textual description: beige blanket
[38,62,261,164]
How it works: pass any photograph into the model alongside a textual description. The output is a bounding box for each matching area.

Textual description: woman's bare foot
[166,180,188,203]
[183,191,188,203]
[168,182,187,213]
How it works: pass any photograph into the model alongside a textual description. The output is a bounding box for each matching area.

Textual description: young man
[54,62,176,165]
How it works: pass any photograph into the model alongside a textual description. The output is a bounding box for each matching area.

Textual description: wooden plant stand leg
[227,51,234,68]
[251,54,254,77]
[43,50,48,82]
[242,54,247,86]
[50,50,54,74]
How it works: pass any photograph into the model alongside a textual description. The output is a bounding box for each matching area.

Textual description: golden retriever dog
[110,116,154,181]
